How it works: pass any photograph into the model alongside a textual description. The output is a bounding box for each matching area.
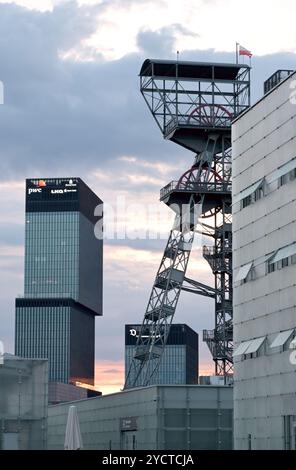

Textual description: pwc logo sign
[28,187,42,195]
[28,180,47,195]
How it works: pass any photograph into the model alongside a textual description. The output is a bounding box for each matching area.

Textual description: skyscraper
[125,324,199,387]
[15,178,103,388]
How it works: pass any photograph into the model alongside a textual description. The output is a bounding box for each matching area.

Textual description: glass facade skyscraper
[24,211,80,300]
[125,324,199,386]
[15,178,103,386]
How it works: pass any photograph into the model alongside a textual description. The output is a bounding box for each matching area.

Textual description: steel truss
[124,60,250,389]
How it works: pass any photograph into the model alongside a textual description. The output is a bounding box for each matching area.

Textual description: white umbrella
[64,405,83,450]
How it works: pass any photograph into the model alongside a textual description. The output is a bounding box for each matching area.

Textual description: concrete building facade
[232,71,296,449]
[47,385,233,450]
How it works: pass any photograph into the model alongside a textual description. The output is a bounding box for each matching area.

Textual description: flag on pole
[239,45,252,58]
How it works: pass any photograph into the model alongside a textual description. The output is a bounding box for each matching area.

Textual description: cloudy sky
[0,0,296,394]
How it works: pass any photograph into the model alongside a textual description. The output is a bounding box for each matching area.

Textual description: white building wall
[232,72,296,450]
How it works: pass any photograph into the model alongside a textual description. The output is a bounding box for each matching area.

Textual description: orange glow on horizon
[95,360,215,395]
[198,363,215,377]
[95,360,125,395]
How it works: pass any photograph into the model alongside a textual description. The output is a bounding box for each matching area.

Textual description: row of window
[240,159,296,210]
[234,329,296,361]
[25,278,78,288]
[16,307,70,381]
[26,211,79,219]
[31,253,78,262]
[25,239,79,247]
[26,253,79,262]
[26,228,79,234]
[27,278,77,284]
[125,346,187,385]
[236,242,296,284]
[267,253,296,273]
[26,241,79,251]
[26,270,79,277]
[25,263,79,271]
[26,258,79,265]
[279,167,296,186]
[242,185,264,208]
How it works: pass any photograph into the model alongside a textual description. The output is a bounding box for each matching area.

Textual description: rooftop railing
[164,113,232,136]
[160,180,231,200]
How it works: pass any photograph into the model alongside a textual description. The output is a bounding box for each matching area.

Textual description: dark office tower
[15,178,103,388]
[125,324,199,387]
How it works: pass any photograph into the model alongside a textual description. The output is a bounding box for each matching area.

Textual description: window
[279,168,296,187]
[269,157,296,185]
[240,181,264,209]
[284,416,296,450]
[233,178,265,208]
[276,258,290,270]
[235,262,253,284]
[242,195,252,208]
[254,185,264,201]
[282,257,289,268]
[233,340,253,357]
[233,337,266,359]
[279,174,289,187]
[267,243,296,274]
[245,336,266,356]
[270,329,294,349]
[290,168,296,181]
[242,269,253,284]
[267,261,276,274]
[250,267,256,281]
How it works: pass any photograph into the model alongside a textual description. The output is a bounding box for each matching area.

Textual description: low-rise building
[47,385,233,450]
[0,354,48,450]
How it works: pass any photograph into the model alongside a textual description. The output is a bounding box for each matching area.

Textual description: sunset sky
[0,0,296,395]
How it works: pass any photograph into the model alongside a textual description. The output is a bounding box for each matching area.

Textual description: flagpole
[236,42,239,64]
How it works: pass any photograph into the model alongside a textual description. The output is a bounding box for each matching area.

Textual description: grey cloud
[2,2,293,187]
[0,223,24,246]
[0,2,102,78]
[0,2,188,186]
[137,23,199,58]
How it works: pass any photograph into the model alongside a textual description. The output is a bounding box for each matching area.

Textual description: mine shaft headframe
[139,59,250,153]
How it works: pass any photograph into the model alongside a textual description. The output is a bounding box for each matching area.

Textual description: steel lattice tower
[125,59,250,388]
